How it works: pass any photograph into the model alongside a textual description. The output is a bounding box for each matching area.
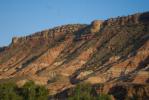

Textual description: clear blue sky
[0,0,149,46]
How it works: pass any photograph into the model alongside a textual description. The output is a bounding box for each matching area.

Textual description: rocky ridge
[0,12,149,96]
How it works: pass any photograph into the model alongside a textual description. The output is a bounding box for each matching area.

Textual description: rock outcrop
[90,20,103,33]
[104,12,149,26]
[12,37,19,44]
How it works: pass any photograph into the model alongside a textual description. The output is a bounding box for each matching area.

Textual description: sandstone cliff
[0,12,149,96]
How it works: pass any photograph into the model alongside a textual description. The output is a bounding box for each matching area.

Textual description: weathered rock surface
[90,20,103,33]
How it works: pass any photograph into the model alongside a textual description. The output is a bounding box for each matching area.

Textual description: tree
[0,81,49,100]
[68,83,112,100]
[36,85,49,100]
[21,81,48,100]
[0,82,22,100]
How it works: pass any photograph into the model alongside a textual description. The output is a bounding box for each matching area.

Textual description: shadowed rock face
[139,12,149,23]
[0,11,149,95]
[108,83,149,100]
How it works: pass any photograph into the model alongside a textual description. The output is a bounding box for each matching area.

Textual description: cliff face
[0,12,149,94]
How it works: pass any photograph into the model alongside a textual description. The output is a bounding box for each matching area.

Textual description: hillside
[0,12,149,98]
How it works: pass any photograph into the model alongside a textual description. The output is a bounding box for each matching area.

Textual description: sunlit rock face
[90,20,103,33]
[12,37,19,44]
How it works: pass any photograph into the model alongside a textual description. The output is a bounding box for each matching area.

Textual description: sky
[0,0,149,47]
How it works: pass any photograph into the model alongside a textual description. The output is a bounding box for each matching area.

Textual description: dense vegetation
[68,83,112,100]
[0,81,48,100]
[1,81,149,100]
[53,82,149,100]
[53,83,112,100]
[0,81,113,100]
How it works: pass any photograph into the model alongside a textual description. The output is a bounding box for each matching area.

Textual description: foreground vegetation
[67,83,112,100]
[0,81,112,100]
[1,81,149,100]
[53,83,113,100]
[0,81,48,100]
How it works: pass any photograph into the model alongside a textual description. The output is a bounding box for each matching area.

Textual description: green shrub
[21,81,36,100]
[68,83,112,100]
[0,82,22,100]
[96,94,112,100]
[68,83,91,100]
[0,81,48,100]
[21,81,48,100]
[35,85,49,100]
